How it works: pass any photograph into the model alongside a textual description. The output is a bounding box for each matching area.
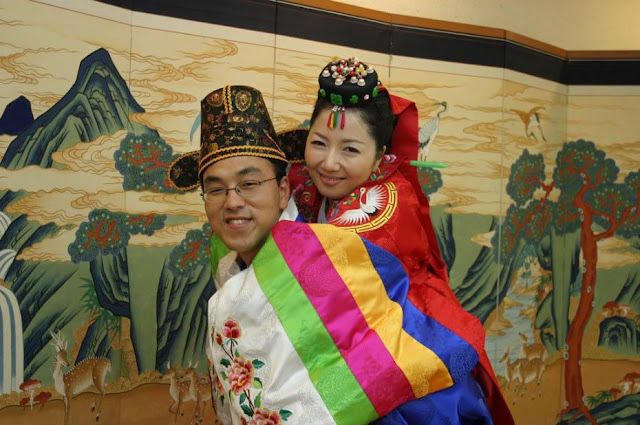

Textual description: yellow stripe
[310,225,454,397]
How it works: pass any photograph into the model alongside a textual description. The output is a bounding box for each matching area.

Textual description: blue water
[486,272,540,378]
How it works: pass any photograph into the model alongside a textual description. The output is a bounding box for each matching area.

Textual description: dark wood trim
[94,0,640,85]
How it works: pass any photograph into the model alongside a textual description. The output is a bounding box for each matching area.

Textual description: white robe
[206,199,336,425]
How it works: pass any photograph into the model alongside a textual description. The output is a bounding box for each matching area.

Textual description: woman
[282,57,513,424]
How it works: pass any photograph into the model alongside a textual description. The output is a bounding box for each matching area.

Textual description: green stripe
[253,236,377,425]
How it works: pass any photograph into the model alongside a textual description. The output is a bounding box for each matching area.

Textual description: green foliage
[417,167,443,196]
[503,139,640,356]
[619,171,640,237]
[126,213,166,236]
[68,209,129,262]
[168,223,211,275]
[506,149,545,206]
[504,140,634,248]
[555,188,581,233]
[585,395,599,409]
[80,276,121,334]
[585,390,615,409]
[79,278,121,354]
[553,139,618,192]
[254,393,262,408]
[80,277,101,314]
[587,183,634,230]
[114,133,179,193]
[68,209,166,263]
[241,403,252,416]
[280,410,293,421]
[498,200,552,258]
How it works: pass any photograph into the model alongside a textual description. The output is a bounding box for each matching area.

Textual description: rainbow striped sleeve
[251,221,478,424]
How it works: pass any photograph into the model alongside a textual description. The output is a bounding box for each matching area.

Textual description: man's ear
[278,176,291,210]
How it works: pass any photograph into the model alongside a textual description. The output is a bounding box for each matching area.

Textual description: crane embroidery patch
[330,183,397,233]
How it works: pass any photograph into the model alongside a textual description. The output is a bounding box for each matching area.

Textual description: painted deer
[50,331,111,425]
[499,347,522,399]
[515,356,545,397]
[519,332,547,361]
[500,347,545,401]
[162,362,192,425]
[185,363,212,425]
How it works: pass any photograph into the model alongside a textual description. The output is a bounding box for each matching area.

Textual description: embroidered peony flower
[249,408,282,425]
[223,318,242,339]
[227,356,254,395]
[215,332,223,345]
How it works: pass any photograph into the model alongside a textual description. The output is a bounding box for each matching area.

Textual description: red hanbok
[287,93,513,425]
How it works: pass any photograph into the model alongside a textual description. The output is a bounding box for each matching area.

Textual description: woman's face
[305,108,384,200]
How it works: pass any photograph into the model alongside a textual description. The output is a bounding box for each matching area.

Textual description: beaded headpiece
[318,56,381,129]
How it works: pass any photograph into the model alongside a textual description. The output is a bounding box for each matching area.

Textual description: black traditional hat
[318,57,380,110]
[168,86,287,191]
[278,127,309,163]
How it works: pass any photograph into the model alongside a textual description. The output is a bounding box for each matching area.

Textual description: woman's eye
[310,140,326,147]
[345,146,360,154]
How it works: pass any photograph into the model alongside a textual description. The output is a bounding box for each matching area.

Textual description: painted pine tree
[500,140,640,424]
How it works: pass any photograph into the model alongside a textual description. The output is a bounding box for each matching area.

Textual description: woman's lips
[319,174,344,187]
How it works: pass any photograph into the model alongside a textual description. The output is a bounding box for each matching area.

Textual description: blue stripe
[373,374,494,425]
[361,238,478,382]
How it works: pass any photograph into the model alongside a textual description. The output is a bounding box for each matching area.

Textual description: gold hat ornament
[168,85,287,191]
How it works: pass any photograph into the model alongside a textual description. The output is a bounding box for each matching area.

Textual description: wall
[0,0,639,424]
[331,0,640,50]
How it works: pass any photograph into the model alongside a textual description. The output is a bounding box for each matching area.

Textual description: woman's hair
[309,90,396,152]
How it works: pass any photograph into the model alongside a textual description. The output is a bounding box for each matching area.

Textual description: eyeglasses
[201,177,278,203]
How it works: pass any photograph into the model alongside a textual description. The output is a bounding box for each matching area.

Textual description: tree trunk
[551,228,581,351]
[562,214,598,424]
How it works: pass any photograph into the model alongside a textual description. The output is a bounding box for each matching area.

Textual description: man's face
[202,156,290,266]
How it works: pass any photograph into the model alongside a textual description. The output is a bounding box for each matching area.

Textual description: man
[169,86,500,425]
[168,85,295,267]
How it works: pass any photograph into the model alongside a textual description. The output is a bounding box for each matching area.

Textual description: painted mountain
[0,96,34,136]
[0,48,217,389]
[0,48,160,384]
[1,48,153,170]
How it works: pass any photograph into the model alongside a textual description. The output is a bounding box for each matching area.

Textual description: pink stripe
[272,223,415,415]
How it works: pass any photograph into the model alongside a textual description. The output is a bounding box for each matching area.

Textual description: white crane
[333,186,385,226]
[511,107,547,143]
[418,101,448,160]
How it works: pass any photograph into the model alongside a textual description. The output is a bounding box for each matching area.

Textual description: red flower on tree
[228,356,254,395]
[250,408,282,425]
[223,318,242,339]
